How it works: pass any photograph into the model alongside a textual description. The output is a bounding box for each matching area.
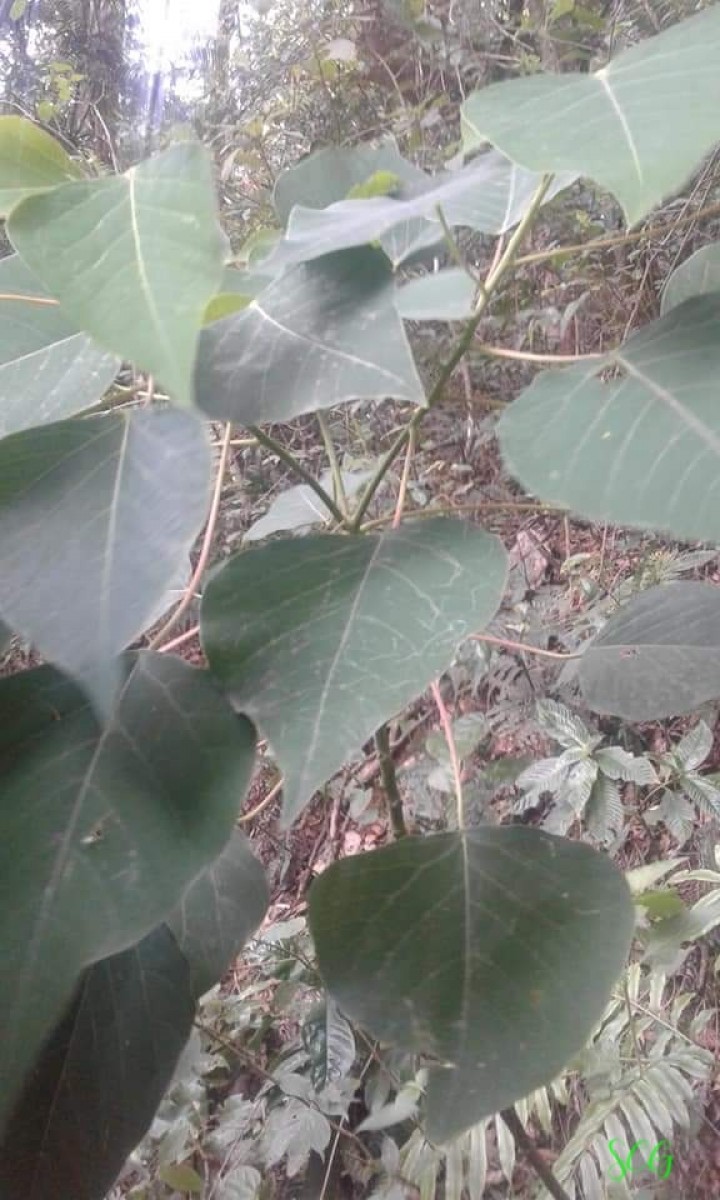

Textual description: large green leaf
[461,5,720,225]
[580,583,720,720]
[194,247,425,425]
[7,143,225,407]
[309,827,634,1141]
[0,116,82,217]
[661,242,720,316]
[395,268,476,322]
[268,150,573,269]
[0,833,268,1200]
[0,409,211,715]
[201,518,507,821]
[0,254,118,437]
[273,138,428,223]
[498,294,720,543]
[273,137,436,267]
[0,654,256,1131]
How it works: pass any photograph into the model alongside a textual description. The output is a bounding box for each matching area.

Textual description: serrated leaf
[594,746,658,784]
[673,720,713,772]
[579,584,720,719]
[0,254,119,437]
[461,6,720,224]
[244,469,373,543]
[585,774,623,844]
[270,149,573,269]
[216,1166,263,1200]
[561,757,598,816]
[0,410,211,716]
[8,143,225,407]
[0,116,83,216]
[536,698,591,746]
[499,295,720,544]
[194,247,425,425]
[662,242,720,315]
[202,519,507,821]
[625,860,684,895]
[263,1098,331,1177]
[395,268,476,322]
[682,773,720,818]
[0,653,256,1132]
[309,827,634,1141]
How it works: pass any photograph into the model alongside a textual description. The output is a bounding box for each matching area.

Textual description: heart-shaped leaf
[194,247,425,426]
[580,583,720,719]
[0,653,256,1130]
[7,143,225,406]
[0,116,83,217]
[0,409,211,715]
[309,827,634,1141]
[461,5,720,225]
[661,242,720,316]
[498,295,720,544]
[0,832,268,1200]
[201,519,507,821]
[269,151,572,269]
[0,254,118,437]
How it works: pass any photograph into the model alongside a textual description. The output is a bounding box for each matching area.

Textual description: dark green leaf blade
[0,832,268,1200]
[498,295,720,544]
[7,143,225,407]
[0,410,211,714]
[201,519,507,821]
[167,829,270,998]
[0,116,83,217]
[0,254,119,437]
[194,247,425,425]
[461,5,720,225]
[580,583,720,719]
[0,926,196,1200]
[309,827,634,1141]
[0,653,256,1129]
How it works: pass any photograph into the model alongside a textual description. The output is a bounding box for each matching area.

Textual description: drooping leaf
[0,832,267,1200]
[580,583,720,719]
[269,150,573,269]
[499,295,720,544]
[0,833,266,1199]
[395,268,477,322]
[201,519,507,821]
[244,469,372,543]
[7,143,225,407]
[309,827,634,1141]
[0,116,82,217]
[0,254,119,437]
[461,5,720,224]
[194,247,425,426]
[303,995,356,1091]
[0,653,256,1128]
[0,409,211,715]
[167,830,270,998]
[661,242,720,315]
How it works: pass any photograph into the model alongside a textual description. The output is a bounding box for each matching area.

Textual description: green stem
[500,1109,572,1200]
[435,203,479,281]
[317,411,347,516]
[375,724,408,839]
[348,174,554,533]
[248,424,347,527]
